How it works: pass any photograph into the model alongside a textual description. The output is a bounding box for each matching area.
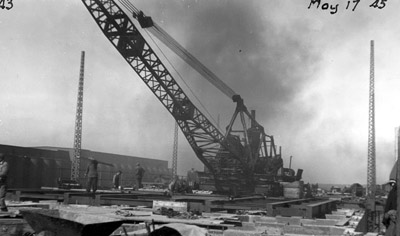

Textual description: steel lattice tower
[71,51,85,181]
[172,122,178,177]
[367,40,376,198]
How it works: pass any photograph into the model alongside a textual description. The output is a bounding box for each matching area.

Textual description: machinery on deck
[80,0,302,195]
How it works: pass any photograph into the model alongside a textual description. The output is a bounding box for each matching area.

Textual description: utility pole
[71,51,85,181]
[366,40,377,233]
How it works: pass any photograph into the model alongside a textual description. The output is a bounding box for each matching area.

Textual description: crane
[367,40,376,199]
[80,0,300,194]
[365,40,379,233]
[172,121,178,177]
[71,51,85,181]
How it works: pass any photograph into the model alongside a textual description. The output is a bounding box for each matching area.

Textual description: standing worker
[113,170,122,190]
[84,157,99,193]
[383,179,397,236]
[187,168,199,191]
[168,175,179,195]
[0,153,8,212]
[383,159,398,236]
[135,163,145,189]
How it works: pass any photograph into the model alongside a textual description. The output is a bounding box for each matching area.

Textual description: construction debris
[0,197,370,236]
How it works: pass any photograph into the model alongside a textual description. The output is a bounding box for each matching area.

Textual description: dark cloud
[178,1,321,120]
[136,0,322,127]
[131,0,325,177]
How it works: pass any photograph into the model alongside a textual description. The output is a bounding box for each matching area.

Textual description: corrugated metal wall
[0,144,170,189]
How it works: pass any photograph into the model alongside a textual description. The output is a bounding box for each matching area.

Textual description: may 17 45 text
[308,0,387,14]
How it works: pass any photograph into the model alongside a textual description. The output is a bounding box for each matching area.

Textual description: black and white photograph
[0,0,400,235]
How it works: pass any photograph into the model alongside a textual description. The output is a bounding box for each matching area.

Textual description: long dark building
[0,144,170,189]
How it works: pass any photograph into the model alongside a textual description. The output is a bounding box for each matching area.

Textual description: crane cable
[119,0,237,100]
[118,0,221,127]
[149,24,237,98]
[119,0,138,14]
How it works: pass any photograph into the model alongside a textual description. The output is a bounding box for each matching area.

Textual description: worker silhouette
[187,168,199,191]
[135,163,145,189]
[84,157,99,193]
[382,159,398,236]
[113,170,122,190]
[383,179,397,235]
[168,175,179,195]
[0,153,9,212]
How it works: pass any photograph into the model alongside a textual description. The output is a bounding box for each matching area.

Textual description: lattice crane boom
[71,51,85,181]
[367,40,376,198]
[365,40,378,233]
[172,121,178,177]
[118,0,237,99]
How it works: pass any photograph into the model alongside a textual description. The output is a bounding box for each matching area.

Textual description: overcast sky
[1,0,400,185]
